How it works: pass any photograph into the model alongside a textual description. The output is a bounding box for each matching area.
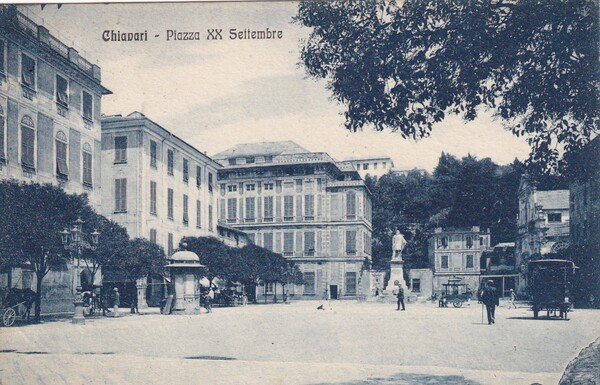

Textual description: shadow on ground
[311,373,482,385]
[506,316,571,321]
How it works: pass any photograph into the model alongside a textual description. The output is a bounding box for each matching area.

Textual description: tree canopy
[296,0,599,172]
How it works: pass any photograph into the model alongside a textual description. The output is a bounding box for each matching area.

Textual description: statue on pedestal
[392,229,407,261]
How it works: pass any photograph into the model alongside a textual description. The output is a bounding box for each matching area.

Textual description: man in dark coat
[480,280,499,325]
[396,285,405,311]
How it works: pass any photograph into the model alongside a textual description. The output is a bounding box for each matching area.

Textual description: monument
[385,230,409,293]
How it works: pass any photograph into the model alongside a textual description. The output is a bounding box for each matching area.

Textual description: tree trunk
[34,273,44,323]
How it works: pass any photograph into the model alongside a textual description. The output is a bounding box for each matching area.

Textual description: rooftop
[536,190,569,210]
[213,141,309,159]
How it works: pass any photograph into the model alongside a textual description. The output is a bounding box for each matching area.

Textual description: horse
[4,288,36,322]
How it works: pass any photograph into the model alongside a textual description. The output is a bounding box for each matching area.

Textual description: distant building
[428,226,491,295]
[217,223,252,249]
[516,175,570,260]
[101,112,222,306]
[345,156,393,180]
[390,167,427,177]
[214,141,373,300]
[0,6,110,313]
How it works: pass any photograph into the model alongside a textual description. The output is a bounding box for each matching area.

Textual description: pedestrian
[508,289,517,309]
[203,287,214,313]
[480,280,499,325]
[396,285,405,311]
[113,287,120,318]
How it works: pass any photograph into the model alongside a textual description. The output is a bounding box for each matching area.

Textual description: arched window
[55,130,68,179]
[20,115,35,169]
[82,142,93,187]
[0,105,5,161]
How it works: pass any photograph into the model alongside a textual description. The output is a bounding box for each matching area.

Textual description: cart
[440,277,473,308]
[528,259,577,320]
[1,288,35,327]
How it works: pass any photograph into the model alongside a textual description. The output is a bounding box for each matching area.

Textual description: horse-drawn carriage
[439,277,473,308]
[528,259,577,320]
[1,287,35,327]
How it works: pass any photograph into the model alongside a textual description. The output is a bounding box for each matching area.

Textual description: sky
[21,2,531,171]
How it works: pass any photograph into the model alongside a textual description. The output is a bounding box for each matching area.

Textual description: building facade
[214,141,373,300]
[345,156,393,180]
[101,112,221,255]
[428,227,491,295]
[0,6,110,312]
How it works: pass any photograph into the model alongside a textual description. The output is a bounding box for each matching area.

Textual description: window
[167,188,174,219]
[82,91,93,121]
[412,278,421,293]
[438,236,448,248]
[345,272,357,295]
[167,233,174,256]
[228,185,237,192]
[21,53,35,88]
[548,213,562,223]
[383,162,387,168]
[441,255,449,269]
[246,184,255,192]
[150,181,157,215]
[183,194,189,225]
[304,195,314,219]
[82,143,93,187]
[303,272,315,295]
[346,191,356,219]
[245,197,255,220]
[208,172,214,192]
[150,140,157,168]
[114,136,127,163]
[295,179,303,193]
[283,232,294,256]
[345,230,357,254]
[167,149,174,175]
[363,163,369,170]
[0,105,5,162]
[374,162,378,170]
[263,233,273,251]
[304,231,315,256]
[284,196,294,220]
[56,75,68,107]
[466,236,473,249]
[264,183,274,191]
[183,158,189,183]
[114,178,127,213]
[227,198,237,221]
[264,196,274,220]
[55,131,68,179]
[20,116,35,169]
[208,205,213,230]
[150,229,157,244]
[466,255,474,268]
[196,200,202,228]
[265,282,274,294]
[196,166,202,188]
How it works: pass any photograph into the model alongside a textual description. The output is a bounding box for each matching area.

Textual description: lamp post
[60,218,100,324]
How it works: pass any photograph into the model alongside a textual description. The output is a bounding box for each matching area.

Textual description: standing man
[480,280,499,324]
[396,282,405,311]
[113,287,120,318]
[508,289,517,309]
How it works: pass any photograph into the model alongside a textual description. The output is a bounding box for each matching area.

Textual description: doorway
[329,285,338,299]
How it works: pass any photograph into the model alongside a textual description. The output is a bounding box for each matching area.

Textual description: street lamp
[60,217,100,324]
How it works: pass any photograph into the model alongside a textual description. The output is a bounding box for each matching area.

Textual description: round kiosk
[166,251,205,314]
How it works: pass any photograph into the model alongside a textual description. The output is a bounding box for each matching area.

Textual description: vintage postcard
[0,1,598,385]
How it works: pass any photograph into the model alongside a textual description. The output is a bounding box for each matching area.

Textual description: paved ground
[0,300,598,385]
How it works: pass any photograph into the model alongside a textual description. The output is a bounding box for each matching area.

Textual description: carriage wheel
[452,300,463,308]
[3,308,17,327]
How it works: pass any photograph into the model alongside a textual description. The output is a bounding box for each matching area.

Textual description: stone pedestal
[385,259,408,293]
[72,300,86,324]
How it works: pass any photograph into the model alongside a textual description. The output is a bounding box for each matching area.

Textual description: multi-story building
[516,175,569,261]
[213,141,373,300]
[0,6,110,312]
[345,156,393,180]
[428,226,491,295]
[101,112,222,306]
[101,112,221,254]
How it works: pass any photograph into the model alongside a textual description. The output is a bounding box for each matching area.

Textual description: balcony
[21,84,36,100]
[56,103,69,118]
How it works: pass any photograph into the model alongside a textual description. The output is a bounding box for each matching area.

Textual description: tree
[296,0,599,172]
[118,238,166,282]
[0,181,97,321]
[180,236,234,282]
